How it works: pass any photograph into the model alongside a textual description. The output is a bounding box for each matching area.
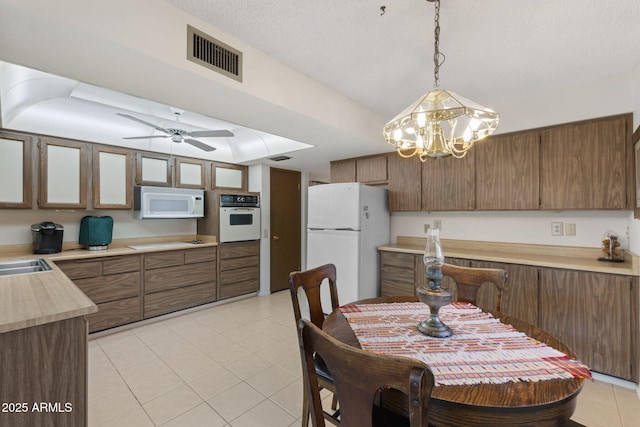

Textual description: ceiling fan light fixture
[383,0,499,160]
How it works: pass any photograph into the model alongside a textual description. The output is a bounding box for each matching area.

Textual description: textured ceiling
[166,0,640,119]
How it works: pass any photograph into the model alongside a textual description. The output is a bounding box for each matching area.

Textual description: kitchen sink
[0,259,52,276]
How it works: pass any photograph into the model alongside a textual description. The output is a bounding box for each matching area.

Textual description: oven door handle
[227,208,256,212]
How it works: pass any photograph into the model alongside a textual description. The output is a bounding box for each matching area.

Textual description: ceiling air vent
[269,155,291,162]
[187,25,243,82]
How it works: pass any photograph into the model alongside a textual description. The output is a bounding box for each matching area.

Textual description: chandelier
[382,0,499,160]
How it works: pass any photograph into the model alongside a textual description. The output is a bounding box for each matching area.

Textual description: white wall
[0,209,195,246]
[248,164,271,296]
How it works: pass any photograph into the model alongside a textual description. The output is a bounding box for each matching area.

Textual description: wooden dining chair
[299,318,435,427]
[289,264,340,426]
[441,263,507,311]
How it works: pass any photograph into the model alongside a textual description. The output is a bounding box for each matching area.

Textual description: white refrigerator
[307,182,389,313]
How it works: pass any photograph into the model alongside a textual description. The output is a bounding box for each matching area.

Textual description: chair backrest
[289,264,340,329]
[441,263,507,311]
[299,319,434,427]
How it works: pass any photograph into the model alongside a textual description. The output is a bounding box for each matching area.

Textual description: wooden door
[270,168,301,293]
[422,149,475,211]
[387,154,422,211]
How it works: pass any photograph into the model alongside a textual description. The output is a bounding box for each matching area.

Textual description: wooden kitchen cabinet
[56,255,142,333]
[0,130,32,208]
[92,145,133,209]
[356,154,388,184]
[38,137,89,209]
[218,241,260,299]
[212,162,247,190]
[175,157,205,189]
[539,268,638,381]
[143,247,216,317]
[540,115,630,209]
[475,130,540,210]
[380,251,418,296]
[0,317,88,426]
[330,159,356,183]
[387,154,422,211]
[422,149,475,211]
[136,152,173,186]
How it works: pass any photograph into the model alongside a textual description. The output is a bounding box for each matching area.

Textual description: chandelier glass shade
[383,0,499,160]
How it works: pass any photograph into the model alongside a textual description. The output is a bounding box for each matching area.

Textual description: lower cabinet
[379,249,638,381]
[56,255,142,333]
[539,269,638,381]
[57,246,219,332]
[218,241,260,300]
[143,247,216,318]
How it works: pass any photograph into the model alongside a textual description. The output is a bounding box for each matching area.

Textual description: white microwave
[134,186,204,219]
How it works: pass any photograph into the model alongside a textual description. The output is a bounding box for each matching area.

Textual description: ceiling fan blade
[117,113,170,134]
[188,130,234,138]
[184,138,216,152]
[122,135,169,140]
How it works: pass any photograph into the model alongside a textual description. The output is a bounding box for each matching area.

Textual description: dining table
[322,296,588,427]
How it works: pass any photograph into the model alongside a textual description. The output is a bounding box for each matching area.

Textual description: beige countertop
[0,235,218,334]
[379,236,638,276]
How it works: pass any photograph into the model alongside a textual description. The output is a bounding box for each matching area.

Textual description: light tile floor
[88,291,640,426]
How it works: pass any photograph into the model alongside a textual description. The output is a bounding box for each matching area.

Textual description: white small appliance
[307,182,389,312]
[134,186,204,219]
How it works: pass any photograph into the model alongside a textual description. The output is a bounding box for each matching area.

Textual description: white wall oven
[219,194,261,243]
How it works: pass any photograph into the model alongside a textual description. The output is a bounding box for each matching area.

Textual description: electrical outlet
[565,223,576,236]
[551,222,563,236]
[434,220,442,230]
[424,224,430,233]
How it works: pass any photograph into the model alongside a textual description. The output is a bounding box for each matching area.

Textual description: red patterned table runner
[339,302,591,386]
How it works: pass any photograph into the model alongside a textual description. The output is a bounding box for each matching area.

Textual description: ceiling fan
[117,111,234,152]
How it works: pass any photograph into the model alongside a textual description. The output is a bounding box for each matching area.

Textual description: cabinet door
[422,150,475,211]
[539,269,635,380]
[136,152,172,186]
[330,159,356,183]
[175,157,205,189]
[212,163,247,190]
[540,116,627,209]
[476,131,540,210]
[469,260,539,326]
[39,138,88,209]
[0,131,32,208]
[380,251,416,296]
[387,154,422,211]
[356,155,388,184]
[93,146,133,209]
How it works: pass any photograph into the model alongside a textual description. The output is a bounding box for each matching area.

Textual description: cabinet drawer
[184,247,216,264]
[88,296,141,333]
[56,259,101,279]
[144,282,216,318]
[220,255,259,272]
[144,250,185,269]
[381,251,415,269]
[74,272,140,304]
[219,241,259,259]
[145,262,216,293]
[102,255,141,275]
[219,279,259,300]
[220,265,259,285]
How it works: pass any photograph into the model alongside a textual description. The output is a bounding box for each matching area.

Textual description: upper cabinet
[388,154,422,212]
[540,115,630,210]
[212,163,247,190]
[136,153,173,187]
[330,154,388,184]
[422,149,475,211]
[38,137,89,209]
[175,157,205,189]
[0,131,32,209]
[92,145,133,209]
[475,130,540,210]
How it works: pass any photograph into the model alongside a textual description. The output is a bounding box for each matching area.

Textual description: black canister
[31,222,64,254]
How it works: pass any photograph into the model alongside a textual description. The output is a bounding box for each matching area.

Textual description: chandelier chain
[433,0,441,88]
